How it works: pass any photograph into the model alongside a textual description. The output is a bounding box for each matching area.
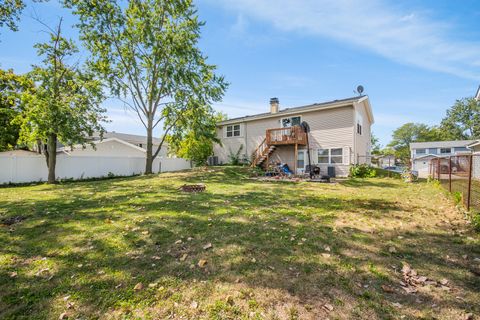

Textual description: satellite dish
[356,85,364,95]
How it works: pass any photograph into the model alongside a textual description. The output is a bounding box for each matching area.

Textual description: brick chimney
[270,97,279,114]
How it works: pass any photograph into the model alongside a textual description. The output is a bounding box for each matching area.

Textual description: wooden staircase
[251,138,276,168]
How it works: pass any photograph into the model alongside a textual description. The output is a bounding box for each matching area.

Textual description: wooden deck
[266,126,307,146]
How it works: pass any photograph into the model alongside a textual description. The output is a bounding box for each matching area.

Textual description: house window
[454,147,468,152]
[440,148,451,154]
[317,149,329,164]
[416,148,426,155]
[428,148,437,154]
[281,116,301,128]
[297,150,305,169]
[331,148,343,164]
[317,148,343,164]
[356,112,363,135]
[226,124,241,137]
[357,123,362,135]
[138,143,143,148]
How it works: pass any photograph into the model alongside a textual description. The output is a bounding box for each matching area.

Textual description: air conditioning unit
[207,156,219,166]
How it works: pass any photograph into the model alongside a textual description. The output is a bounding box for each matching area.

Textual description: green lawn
[0,167,479,319]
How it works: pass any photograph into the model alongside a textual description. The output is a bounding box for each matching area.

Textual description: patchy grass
[0,166,479,319]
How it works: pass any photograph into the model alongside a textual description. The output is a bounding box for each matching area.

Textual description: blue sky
[1,0,479,147]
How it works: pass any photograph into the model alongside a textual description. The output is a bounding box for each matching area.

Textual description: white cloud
[211,0,480,80]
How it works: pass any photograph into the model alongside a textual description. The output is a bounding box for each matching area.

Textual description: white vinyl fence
[0,154,192,184]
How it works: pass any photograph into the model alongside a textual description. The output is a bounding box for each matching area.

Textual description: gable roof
[410,140,476,149]
[91,132,164,145]
[218,96,373,125]
[476,85,480,101]
[467,140,480,148]
[59,138,147,154]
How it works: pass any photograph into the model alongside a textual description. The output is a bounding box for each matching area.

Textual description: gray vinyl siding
[214,103,372,177]
[353,100,371,164]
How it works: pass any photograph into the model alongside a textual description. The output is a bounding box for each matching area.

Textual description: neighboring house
[475,85,480,101]
[376,154,396,168]
[468,140,480,154]
[90,132,168,157]
[410,140,475,178]
[213,96,374,177]
[58,137,152,158]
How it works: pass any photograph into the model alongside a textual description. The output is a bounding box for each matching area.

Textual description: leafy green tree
[0,0,25,32]
[17,20,107,183]
[65,0,228,174]
[168,112,225,166]
[0,0,47,33]
[440,97,480,140]
[0,69,32,151]
[387,123,442,161]
[370,132,381,155]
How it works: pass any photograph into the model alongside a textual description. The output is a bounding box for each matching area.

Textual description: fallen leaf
[324,245,331,252]
[439,278,449,286]
[203,243,213,250]
[175,240,182,244]
[151,255,161,260]
[9,271,17,278]
[59,312,68,320]
[322,303,334,312]
[198,259,207,268]
[322,253,331,258]
[381,285,394,293]
[148,283,157,288]
[388,246,397,253]
[190,301,198,309]
[226,296,234,305]
[251,258,256,263]
[392,302,403,308]
[134,282,144,291]
[180,254,188,261]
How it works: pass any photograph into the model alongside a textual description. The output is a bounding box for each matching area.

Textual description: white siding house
[410,140,475,178]
[213,96,374,177]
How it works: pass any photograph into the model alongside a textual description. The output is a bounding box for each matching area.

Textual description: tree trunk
[47,133,57,184]
[145,117,153,174]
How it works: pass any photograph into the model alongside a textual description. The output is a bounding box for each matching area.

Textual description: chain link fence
[430,155,480,212]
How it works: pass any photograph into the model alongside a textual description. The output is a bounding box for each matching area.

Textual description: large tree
[440,97,480,140]
[387,123,442,161]
[0,69,32,151]
[65,0,227,174]
[17,20,107,183]
[168,111,225,166]
[0,0,25,32]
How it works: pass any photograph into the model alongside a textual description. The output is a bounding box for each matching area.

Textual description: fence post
[467,155,473,211]
[437,158,440,180]
[448,156,452,192]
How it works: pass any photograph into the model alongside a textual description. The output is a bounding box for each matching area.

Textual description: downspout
[352,104,357,165]
[244,122,248,162]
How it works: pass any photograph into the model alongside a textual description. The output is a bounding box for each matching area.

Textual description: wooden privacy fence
[429,155,480,212]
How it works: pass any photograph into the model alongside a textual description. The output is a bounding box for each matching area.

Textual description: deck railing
[266,126,307,146]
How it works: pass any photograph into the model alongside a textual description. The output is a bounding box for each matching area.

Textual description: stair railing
[251,138,268,167]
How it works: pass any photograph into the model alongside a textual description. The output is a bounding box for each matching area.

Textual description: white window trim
[280,115,302,128]
[224,124,242,138]
[316,148,345,165]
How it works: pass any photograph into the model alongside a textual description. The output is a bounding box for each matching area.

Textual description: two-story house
[213,96,374,177]
[410,140,475,177]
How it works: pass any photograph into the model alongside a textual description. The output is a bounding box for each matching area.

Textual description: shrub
[349,164,377,178]
[472,213,480,232]
[228,144,245,165]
